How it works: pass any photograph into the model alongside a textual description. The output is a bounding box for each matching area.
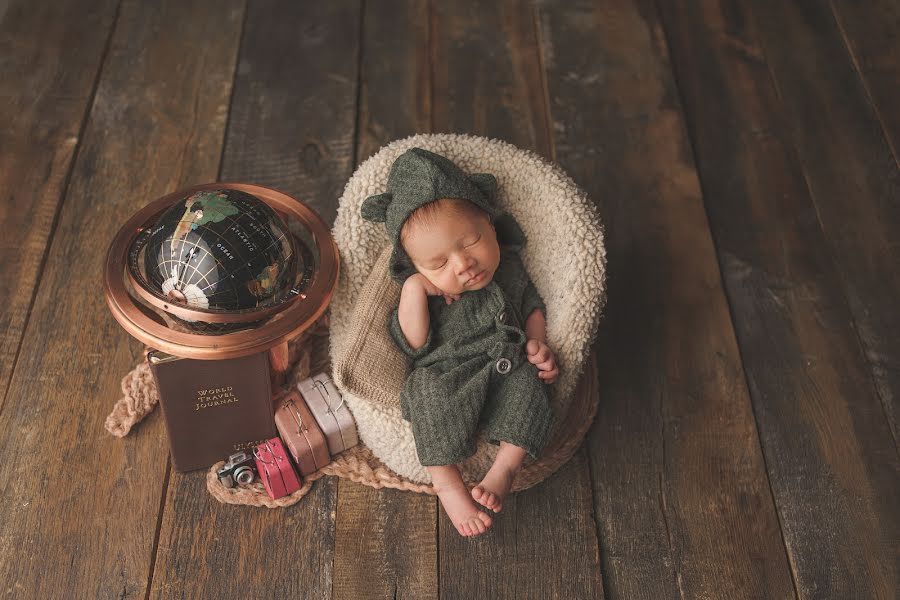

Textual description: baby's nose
[454,254,475,274]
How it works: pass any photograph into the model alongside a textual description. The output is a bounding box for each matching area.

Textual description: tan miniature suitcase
[297,372,359,456]
[274,390,331,476]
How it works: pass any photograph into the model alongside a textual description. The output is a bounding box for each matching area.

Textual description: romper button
[495,358,512,374]
[497,310,506,323]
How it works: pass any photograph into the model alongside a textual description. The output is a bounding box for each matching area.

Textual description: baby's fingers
[535,358,555,372]
[538,366,559,382]
[527,346,550,364]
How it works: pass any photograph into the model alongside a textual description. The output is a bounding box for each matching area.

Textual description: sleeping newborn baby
[360,147,558,538]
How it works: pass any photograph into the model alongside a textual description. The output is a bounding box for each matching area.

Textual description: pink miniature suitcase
[253,437,301,500]
[274,390,331,476]
[297,372,359,456]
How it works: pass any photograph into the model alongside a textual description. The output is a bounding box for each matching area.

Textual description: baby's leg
[471,441,527,513]
[428,464,493,538]
[474,361,553,512]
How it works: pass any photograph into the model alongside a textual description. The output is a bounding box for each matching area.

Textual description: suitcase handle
[313,377,345,413]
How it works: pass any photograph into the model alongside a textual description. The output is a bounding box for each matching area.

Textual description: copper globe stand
[104,182,340,389]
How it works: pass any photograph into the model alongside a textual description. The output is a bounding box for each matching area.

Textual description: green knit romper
[360,146,556,467]
[388,245,555,467]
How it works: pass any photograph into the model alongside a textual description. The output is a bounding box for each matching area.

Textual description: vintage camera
[217,451,258,488]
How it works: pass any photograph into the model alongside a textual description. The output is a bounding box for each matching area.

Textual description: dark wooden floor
[1,0,897,598]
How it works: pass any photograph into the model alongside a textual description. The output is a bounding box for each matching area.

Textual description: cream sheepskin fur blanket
[329,134,606,484]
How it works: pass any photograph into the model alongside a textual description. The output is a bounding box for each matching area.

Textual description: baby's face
[402,207,501,295]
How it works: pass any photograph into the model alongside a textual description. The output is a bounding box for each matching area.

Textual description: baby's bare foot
[472,463,520,513]
[434,479,493,537]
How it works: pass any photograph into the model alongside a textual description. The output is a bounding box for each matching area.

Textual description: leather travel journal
[148,350,277,472]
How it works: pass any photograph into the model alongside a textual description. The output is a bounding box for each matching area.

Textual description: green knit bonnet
[360,147,526,284]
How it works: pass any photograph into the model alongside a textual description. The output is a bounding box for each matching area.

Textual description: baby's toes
[469,517,486,535]
[459,521,472,537]
[476,511,493,530]
[472,486,495,508]
[471,485,484,501]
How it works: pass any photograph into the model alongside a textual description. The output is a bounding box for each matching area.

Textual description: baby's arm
[525,308,547,343]
[397,276,432,350]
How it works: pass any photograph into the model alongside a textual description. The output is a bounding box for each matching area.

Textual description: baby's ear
[468,173,498,205]
[361,192,392,223]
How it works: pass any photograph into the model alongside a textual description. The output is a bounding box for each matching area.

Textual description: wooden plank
[354,0,431,164]
[432,2,603,598]
[147,2,360,598]
[217,2,360,227]
[432,0,551,156]
[0,0,119,409]
[0,0,243,597]
[332,2,439,599]
[333,485,438,600]
[829,0,900,162]
[539,0,798,597]
[657,0,900,597]
[752,0,900,445]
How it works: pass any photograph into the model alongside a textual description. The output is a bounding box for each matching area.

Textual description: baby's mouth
[466,271,485,286]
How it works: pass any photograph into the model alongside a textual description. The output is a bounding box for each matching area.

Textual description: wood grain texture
[147,2,360,598]
[433,2,603,598]
[354,0,431,165]
[750,0,900,446]
[657,0,899,597]
[0,0,118,410]
[332,2,439,599]
[2,1,896,596]
[829,0,900,164]
[0,0,242,597]
[432,0,551,157]
[333,484,439,600]
[540,0,797,597]
[217,0,361,227]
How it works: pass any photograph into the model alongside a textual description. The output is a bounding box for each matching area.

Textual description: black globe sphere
[139,188,299,329]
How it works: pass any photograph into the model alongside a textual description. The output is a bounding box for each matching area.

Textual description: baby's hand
[408,273,460,305]
[526,339,558,384]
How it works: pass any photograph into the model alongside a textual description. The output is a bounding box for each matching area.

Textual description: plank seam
[215,1,251,181]
[657,391,685,599]
[351,0,365,170]
[532,2,555,164]
[827,0,900,171]
[143,459,172,600]
[428,0,436,135]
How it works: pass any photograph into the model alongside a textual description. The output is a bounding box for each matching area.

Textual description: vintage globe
[128,188,311,333]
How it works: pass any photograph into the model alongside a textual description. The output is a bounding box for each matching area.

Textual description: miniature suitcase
[253,437,302,500]
[297,372,359,456]
[274,390,332,475]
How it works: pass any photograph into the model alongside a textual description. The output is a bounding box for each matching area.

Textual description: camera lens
[234,466,255,485]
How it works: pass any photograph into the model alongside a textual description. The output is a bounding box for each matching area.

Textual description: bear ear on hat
[361,192,392,223]
[468,173,498,205]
